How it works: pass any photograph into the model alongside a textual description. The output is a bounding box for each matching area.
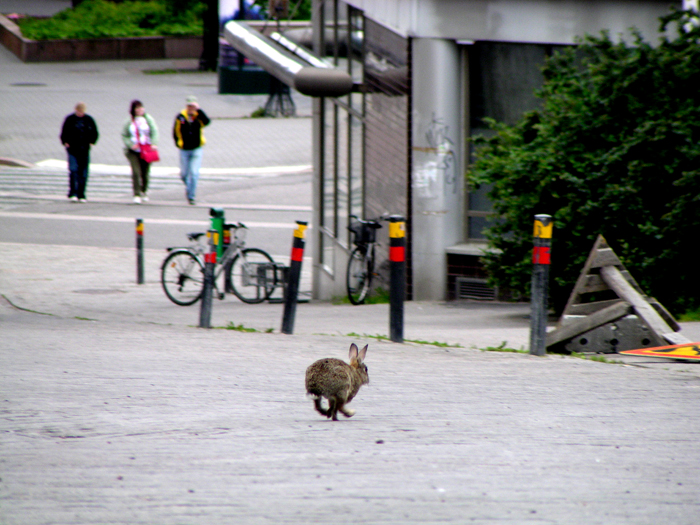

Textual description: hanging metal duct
[223,21,354,98]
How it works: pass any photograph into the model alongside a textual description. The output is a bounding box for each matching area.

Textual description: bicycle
[161,222,279,306]
[346,215,383,305]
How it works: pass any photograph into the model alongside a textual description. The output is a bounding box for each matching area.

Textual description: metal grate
[456,277,497,300]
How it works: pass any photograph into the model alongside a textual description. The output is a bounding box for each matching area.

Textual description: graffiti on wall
[414,113,457,199]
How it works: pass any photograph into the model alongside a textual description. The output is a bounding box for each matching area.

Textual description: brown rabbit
[305,343,369,421]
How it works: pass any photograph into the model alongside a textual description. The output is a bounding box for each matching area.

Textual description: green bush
[17,0,204,40]
[467,9,700,316]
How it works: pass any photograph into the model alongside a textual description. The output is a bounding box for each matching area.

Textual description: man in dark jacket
[173,95,210,205]
[60,102,98,202]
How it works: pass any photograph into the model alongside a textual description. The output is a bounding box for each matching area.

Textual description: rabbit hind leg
[312,396,329,417]
[328,397,339,421]
[340,405,356,418]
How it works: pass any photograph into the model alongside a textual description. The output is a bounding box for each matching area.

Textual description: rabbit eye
[363,364,368,373]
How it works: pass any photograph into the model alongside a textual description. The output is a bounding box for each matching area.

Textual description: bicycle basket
[348,221,376,245]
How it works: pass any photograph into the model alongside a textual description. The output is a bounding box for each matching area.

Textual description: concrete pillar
[411,38,464,300]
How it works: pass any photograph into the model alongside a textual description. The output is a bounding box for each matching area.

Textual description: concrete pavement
[2,240,700,524]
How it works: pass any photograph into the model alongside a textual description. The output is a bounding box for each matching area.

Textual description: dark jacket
[60,113,98,155]
[173,109,210,150]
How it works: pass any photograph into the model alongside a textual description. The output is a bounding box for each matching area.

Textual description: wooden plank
[546,301,631,348]
[663,332,692,345]
[649,300,681,332]
[567,299,625,316]
[561,235,609,317]
[589,248,622,268]
[580,274,608,294]
[599,266,681,341]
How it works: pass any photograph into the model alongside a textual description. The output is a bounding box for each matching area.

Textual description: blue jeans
[179,147,203,201]
[67,151,89,199]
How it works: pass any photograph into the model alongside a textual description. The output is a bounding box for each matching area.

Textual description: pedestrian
[60,102,99,202]
[173,95,210,205]
[122,100,159,204]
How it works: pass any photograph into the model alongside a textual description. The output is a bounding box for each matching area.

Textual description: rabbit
[305,343,369,421]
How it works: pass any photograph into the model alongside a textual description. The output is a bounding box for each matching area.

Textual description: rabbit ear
[349,343,359,360]
[358,344,368,361]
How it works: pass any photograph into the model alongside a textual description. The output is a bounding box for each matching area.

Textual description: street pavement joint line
[1,293,56,316]
[0,211,301,229]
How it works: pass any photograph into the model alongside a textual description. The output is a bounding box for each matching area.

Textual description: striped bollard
[281,221,308,335]
[136,218,144,285]
[199,229,217,329]
[530,214,553,356]
[388,216,406,343]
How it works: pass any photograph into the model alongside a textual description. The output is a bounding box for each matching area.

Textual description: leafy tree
[467,9,700,316]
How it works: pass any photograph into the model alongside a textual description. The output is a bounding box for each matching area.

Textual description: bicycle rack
[255,262,310,304]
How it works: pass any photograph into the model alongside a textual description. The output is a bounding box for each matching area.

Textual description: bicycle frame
[346,216,383,304]
[161,223,280,305]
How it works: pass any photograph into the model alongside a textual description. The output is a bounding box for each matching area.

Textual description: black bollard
[199,229,217,329]
[136,218,144,285]
[529,214,553,356]
[388,216,406,343]
[281,221,308,335]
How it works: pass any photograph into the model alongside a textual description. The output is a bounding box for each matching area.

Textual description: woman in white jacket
[121,100,159,204]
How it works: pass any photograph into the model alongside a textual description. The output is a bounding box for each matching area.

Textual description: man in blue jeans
[60,102,99,202]
[173,95,210,205]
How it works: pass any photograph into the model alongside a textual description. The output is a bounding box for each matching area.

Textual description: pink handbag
[133,118,159,163]
[139,143,160,163]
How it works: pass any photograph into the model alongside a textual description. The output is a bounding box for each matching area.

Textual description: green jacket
[121,113,159,152]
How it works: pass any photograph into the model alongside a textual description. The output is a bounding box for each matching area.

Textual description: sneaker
[79,198,87,203]
[133,196,142,204]
[69,196,78,202]
[142,194,149,202]
[188,199,196,205]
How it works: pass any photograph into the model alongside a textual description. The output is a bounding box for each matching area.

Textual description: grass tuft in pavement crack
[219,323,274,333]
[346,332,463,348]
[480,341,527,354]
[1,294,56,316]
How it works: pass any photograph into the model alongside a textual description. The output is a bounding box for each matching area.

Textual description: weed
[1,294,55,316]
[480,341,527,354]
[345,332,462,348]
[249,107,267,118]
[221,323,272,333]
[333,287,391,305]
[570,352,623,364]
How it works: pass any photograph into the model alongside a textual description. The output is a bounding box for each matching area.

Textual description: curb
[0,157,34,168]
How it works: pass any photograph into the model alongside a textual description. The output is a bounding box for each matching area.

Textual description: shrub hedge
[17,0,205,40]
[466,9,700,316]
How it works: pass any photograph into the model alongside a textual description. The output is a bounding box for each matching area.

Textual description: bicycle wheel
[227,248,276,304]
[161,250,204,306]
[346,246,372,305]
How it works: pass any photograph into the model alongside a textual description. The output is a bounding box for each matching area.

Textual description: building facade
[310,0,677,301]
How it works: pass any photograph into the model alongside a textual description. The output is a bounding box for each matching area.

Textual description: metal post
[136,218,144,285]
[199,229,217,329]
[388,216,406,343]
[281,221,308,335]
[530,214,553,356]
[209,207,225,259]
